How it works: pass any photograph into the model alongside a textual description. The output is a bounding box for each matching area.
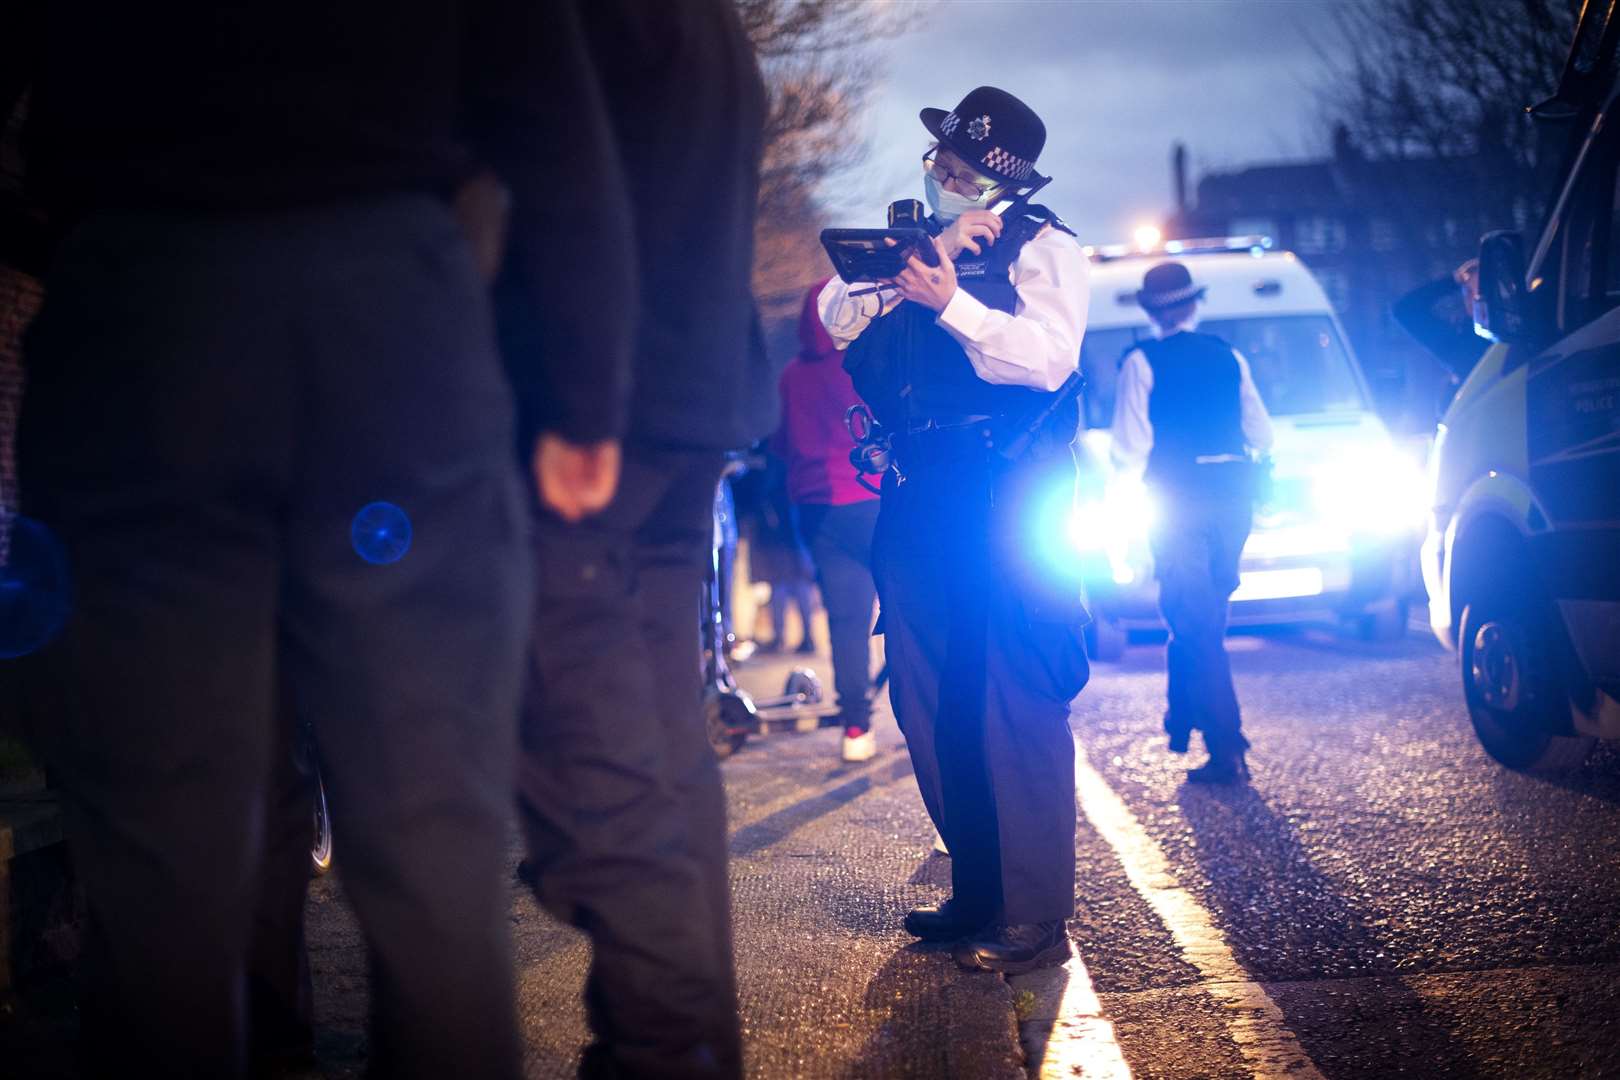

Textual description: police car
[1423,7,1620,770]
[1072,237,1427,659]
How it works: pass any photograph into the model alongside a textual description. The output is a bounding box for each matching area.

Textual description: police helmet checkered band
[921,86,1046,187]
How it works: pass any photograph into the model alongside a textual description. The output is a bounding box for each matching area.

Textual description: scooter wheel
[310,771,334,877]
[705,690,754,760]
[783,668,823,706]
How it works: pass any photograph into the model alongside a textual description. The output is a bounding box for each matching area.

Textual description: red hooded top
[773,279,880,506]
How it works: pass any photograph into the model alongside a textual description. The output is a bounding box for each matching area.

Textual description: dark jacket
[26,0,635,444]
[579,0,774,451]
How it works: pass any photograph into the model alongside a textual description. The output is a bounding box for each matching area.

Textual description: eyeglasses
[922,148,1001,203]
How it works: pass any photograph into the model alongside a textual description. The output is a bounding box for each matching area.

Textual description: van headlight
[1314,447,1429,535]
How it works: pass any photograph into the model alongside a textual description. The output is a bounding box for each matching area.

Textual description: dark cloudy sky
[829,0,1334,243]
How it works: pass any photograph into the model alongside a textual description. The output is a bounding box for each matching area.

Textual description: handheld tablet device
[820,227,940,284]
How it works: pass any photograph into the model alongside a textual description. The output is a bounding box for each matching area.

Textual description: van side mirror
[1474,231,1529,343]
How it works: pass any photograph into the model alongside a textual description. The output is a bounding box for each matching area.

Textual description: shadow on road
[728,753,913,858]
[1503,740,1620,807]
[1176,781,1486,1078]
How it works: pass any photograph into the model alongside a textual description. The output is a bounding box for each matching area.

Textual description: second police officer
[818,86,1091,973]
[1110,261,1275,784]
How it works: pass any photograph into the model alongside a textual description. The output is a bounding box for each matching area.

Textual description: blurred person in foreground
[513,1,769,1075]
[819,87,1092,973]
[776,278,882,762]
[1111,261,1274,784]
[13,3,631,1075]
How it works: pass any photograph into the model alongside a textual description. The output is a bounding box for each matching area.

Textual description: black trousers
[1150,493,1253,756]
[873,453,1089,926]
[797,500,879,732]
[519,446,741,1079]
[16,197,532,1077]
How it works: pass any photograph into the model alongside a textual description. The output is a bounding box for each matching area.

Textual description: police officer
[819,86,1091,973]
[1111,261,1275,784]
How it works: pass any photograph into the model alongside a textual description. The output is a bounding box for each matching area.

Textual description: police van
[1424,8,1620,770]
[1074,237,1427,659]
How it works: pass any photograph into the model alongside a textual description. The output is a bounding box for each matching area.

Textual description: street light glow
[1133,224,1162,251]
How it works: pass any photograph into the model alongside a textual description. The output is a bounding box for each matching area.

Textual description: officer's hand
[533,433,622,522]
[940,210,1002,259]
[887,236,957,313]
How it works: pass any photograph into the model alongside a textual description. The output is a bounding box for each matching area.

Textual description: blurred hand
[451,169,511,282]
[885,236,958,313]
[939,209,1002,259]
[1454,257,1480,308]
[533,434,621,522]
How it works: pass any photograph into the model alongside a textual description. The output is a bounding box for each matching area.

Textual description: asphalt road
[10,622,1620,1078]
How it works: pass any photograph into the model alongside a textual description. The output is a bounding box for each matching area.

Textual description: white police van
[1423,8,1620,770]
[1074,237,1427,659]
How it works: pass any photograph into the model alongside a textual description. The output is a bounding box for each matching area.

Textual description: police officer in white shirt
[1111,261,1274,783]
[819,86,1090,974]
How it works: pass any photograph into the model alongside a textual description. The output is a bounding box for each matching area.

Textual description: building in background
[1166,128,1532,433]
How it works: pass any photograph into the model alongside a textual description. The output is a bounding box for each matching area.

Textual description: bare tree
[736,0,912,341]
[1316,0,1581,228]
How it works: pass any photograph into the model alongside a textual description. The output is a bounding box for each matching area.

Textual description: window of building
[1314,268,1351,313]
[1294,215,1346,255]
[1369,218,1400,251]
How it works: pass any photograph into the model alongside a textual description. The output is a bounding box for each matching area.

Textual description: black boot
[903,899,991,943]
[954,921,1070,974]
[1186,748,1249,784]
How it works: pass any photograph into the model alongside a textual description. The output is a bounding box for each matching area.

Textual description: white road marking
[1018,952,1134,1079]
[1073,743,1327,1080]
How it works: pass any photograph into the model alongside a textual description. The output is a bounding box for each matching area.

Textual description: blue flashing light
[0,517,72,658]
[351,502,413,565]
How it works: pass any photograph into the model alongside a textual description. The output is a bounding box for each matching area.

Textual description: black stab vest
[842,206,1079,456]
[1139,330,1247,490]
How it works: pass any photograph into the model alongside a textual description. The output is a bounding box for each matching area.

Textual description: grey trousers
[797,500,879,733]
[18,196,531,1078]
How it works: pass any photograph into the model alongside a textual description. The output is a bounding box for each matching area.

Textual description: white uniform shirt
[1110,317,1275,474]
[816,224,1090,394]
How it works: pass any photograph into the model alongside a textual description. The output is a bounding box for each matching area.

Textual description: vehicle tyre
[1357,599,1410,642]
[705,690,753,759]
[1459,592,1593,771]
[1084,617,1126,662]
[310,771,334,877]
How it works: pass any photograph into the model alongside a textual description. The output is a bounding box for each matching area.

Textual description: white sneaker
[841,729,877,762]
[932,830,949,855]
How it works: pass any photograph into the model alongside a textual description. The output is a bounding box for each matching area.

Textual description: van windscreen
[1080,316,1368,428]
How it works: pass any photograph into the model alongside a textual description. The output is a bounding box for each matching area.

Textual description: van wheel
[1084,617,1126,662]
[1459,592,1592,771]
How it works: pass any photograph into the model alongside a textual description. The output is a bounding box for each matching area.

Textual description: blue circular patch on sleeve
[351,502,412,565]
[0,517,73,658]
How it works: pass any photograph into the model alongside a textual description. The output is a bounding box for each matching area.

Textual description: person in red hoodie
[775,278,882,762]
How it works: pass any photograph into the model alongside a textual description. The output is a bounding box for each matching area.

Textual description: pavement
[9,620,1620,1077]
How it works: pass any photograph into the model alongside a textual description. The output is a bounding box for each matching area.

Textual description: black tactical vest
[842,206,1079,455]
[1139,330,1247,491]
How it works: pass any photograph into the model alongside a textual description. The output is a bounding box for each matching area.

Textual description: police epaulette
[1019,203,1076,237]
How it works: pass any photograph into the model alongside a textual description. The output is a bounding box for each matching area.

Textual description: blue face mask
[924,173,989,224]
